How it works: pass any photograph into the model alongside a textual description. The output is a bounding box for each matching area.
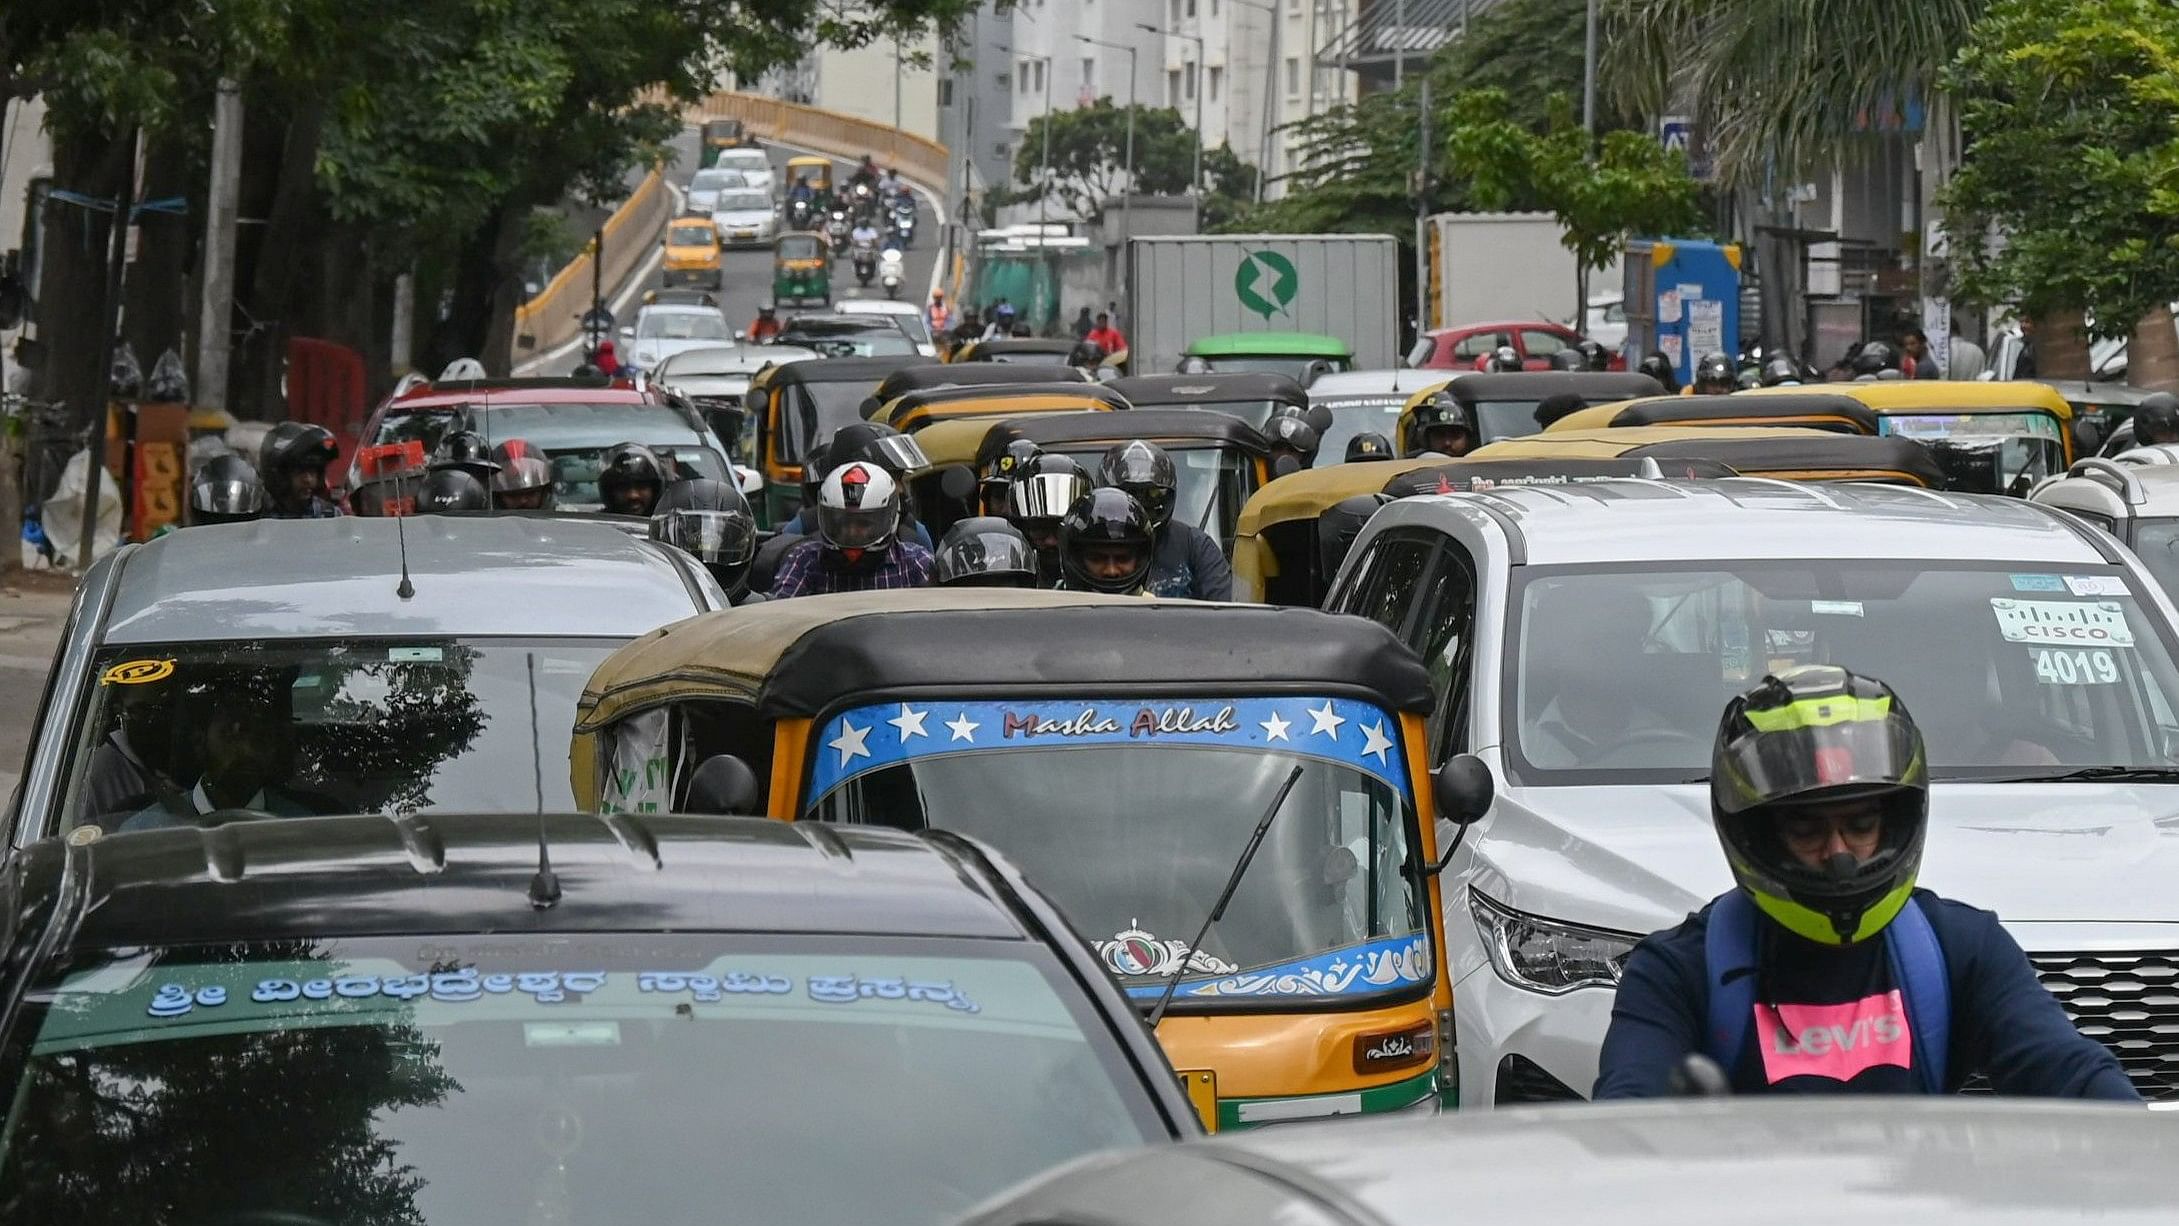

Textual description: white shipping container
[1429,212,1618,333]
[1124,234,1401,375]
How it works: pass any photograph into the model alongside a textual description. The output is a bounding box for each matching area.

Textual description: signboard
[1659,116,1711,181]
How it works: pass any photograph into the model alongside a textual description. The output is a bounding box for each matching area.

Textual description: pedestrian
[1902,328,1940,379]
[593,339,624,377]
[1085,312,1126,358]
[1071,306,1094,340]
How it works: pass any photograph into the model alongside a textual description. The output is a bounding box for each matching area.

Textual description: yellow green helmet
[1711,665,1929,946]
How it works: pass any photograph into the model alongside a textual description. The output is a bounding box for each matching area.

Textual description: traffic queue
[7,329,2179,1224]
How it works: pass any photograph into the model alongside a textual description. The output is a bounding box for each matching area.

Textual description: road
[0,575,73,806]
[521,131,946,376]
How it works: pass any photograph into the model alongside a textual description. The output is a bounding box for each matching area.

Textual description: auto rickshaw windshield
[805,695,1430,1005]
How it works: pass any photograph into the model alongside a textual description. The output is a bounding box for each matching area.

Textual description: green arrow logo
[1235,250,1298,320]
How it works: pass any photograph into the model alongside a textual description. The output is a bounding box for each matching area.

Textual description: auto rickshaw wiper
[1981,765,2179,784]
[1145,764,1307,1028]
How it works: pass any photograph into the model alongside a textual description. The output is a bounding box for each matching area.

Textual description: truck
[1124,234,1400,376]
[1427,212,1619,334]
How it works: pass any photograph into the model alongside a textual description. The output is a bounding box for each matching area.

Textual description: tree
[1942,0,2179,387]
[1001,100,1256,226]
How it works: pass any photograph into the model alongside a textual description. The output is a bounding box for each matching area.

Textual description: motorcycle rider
[770,460,935,597]
[1004,453,1092,586]
[258,422,343,518]
[416,467,489,513]
[1550,348,1587,372]
[982,438,1044,515]
[187,454,265,527]
[651,478,762,603]
[1594,665,2139,1101]
[1760,354,1804,387]
[1576,339,1611,371]
[490,438,556,511]
[1638,351,1682,394]
[1098,440,1230,600]
[1852,340,1903,381]
[1480,344,1523,373]
[777,422,935,547]
[749,304,783,343]
[1057,488,1157,596]
[1404,391,1478,458]
[431,429,501,488]
[1690,351,1738,395]
[1345,431,1396,462]
[1263,415,1321,473]
[932,517,1040,589]
[2131,393,2179,448]
[597,442,668,518]
[877,165,906,201]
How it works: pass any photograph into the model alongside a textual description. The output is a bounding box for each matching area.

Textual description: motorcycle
[849,180,876,213]
[788,197,813,230]
[852,239,879,287]
[824,210,850,255]
[879,249,905,299]
[889,202,916,249]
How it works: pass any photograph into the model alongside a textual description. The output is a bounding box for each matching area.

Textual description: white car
[625,303,734,371]
[710,146,773,193]
[684,166,747,214]
[1307,368,1458,460]
[709,185,778,248]
[1329,478,2179,1107]
[1584,292,1627,353]
[835,298,938,358]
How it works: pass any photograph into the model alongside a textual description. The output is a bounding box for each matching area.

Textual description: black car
[776,314,921,359]
[0,815,1197,1224]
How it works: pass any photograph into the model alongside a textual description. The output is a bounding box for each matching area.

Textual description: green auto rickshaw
[772,233,830,307]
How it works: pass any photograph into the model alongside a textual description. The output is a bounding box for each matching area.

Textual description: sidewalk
[0,570,77,801]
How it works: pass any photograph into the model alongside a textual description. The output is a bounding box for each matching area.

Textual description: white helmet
[817,460,901,558]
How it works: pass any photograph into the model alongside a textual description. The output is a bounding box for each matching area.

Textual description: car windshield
[689,169,741,191]
[721,152,769,174]
[1053,445,1250,548]
[373,404,725,508]
[60,638,620,832]
[774,380,876,462]
[0,934,1159,1226]
[1313,395,1408,458]
[1201,355,1347,381]
[667,223,715,247]
[803,697,1429,1005]
[845,309,932,346]
[715,189,770,211]
[639,312,729,341]
[781,328,917,359]
[2129,519,2179,599]
[1506,561,2179,785]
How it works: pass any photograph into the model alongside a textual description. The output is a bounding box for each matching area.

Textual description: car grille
[2032,950,2179,1101]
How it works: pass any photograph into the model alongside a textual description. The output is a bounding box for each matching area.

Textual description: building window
[1185,62,1197,101]
[1211,0,1220,14]
[1082,58,1097,95]
[1018,65,1029,94]
[1036,61,1047,92]
[1285,56,1299,97]
[1169,69,1182,106]
[939,79,954,107]
[1171,0,1182,22]
[1186,0,1197,16]
[1209,66,1222,102]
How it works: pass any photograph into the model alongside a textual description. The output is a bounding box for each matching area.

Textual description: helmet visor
[868,434,931,474]
[1714,705,1925,817]
[934,528,1038,584]
[191,477,263,517]
[659,509,756,565]
[819,503,897,551]
[1008,472,1087,520]
[493,455,555,495]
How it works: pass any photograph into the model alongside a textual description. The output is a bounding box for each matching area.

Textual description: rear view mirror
[685,755,760,816]
[1428,754,1495,876]
[734,464,763,498]
[1302,404,1334,435]
[937,462,978,503]
[1272,454,1303,478]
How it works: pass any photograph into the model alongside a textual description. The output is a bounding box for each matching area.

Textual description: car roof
[781,316,906,336]
[963,338,1080,355]
[1306,369,1451,398]
[1475,426,1947,487]
[875,363,1093,401]
[390,383,654,410]
[657,345,818,377]
[1104,372,1310,406]
[95,516,705,644]
[2031,458,2179,519]
[1444,371,1667,402]
[1186,331,1351,357]
[14,816,1031,949]
[1378,476,2109,566]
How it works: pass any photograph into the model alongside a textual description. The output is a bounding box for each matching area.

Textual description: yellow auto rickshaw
[1743,380,2077,493]
[784,155,833,207]
[1232,460,1435,605]
[1468,425,1945,487]
[871,382,1129,434]
[1544,391,1881,436]
[745,354,925,526]
[572,589,1483,1130]
[1394,372,1668,455]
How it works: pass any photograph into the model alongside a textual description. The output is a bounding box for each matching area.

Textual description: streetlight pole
[1139,22,1205,228]
[1578,0,1598,332]
[1227,0,1278,204]
[1078,35,1139,241]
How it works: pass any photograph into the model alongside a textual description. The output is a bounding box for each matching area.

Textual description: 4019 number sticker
[2033,647,2120,685]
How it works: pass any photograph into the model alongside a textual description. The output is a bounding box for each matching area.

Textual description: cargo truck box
[1124,234,1400,375]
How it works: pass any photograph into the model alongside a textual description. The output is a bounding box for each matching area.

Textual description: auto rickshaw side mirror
[937,462,978,503]
[685,755,761,816]
[1272,454,1304,478]
[1428,754,1494,876]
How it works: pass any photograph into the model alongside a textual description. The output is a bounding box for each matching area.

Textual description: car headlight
[1468,889,1636,994]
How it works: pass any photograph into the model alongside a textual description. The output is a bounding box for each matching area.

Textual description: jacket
[1147,522,1232,601]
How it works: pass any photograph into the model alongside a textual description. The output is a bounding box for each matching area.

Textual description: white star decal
[828,720,872,766]
[1360,720,1394,763]
[888,703,929,740]
[945,711,981,743]
[1260,711,1292,742]
[1307,701,1346,739]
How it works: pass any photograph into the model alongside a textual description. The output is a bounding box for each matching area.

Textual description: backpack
[1702,889,1951,1092]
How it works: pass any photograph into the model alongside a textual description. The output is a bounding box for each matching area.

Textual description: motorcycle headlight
[1468,890,1636,995]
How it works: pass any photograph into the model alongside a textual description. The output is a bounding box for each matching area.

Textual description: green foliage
[1941,0,2179,337]
[1002,100,1256,226]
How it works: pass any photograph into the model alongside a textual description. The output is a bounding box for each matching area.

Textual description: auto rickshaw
[699,118,755,163]
[2035,380,2156,456]
[1743,379,2076,494]
[1544,392,1881,436]
[571,589,1482,1129]
[870,362,1092,409]
[784,155,833,209]
[1105,373,1311,429]
[951,337,1091,366]
[871,382,1129,435]
[1184,332,1352,384]
[1231,460,1434,605]
[746,354,924,526]
[662,216,725,290]
[965,409,1272,551]
[770,232,830,307]
[1394,372,1667,455]
[1468,425,1946,487]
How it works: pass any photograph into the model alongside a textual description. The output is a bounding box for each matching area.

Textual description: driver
[1521,587,1683,768]
[1405,392,1478,457]
[122,668,321,829]
[1003,453,1091,587]
[1098,439,1229,600]
[1594,666,2138,1100]
[597,442,667,517]
[770,461,935,597]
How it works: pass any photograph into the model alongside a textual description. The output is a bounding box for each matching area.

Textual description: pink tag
[1753,990,1913,1084]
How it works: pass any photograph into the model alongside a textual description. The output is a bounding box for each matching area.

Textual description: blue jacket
[1147,522,1232,601]
[1594,889,2139,1101]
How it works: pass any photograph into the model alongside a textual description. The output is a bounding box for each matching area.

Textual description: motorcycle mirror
[937,462,978,503]
[684,754,760,816]
[734,464,764,499]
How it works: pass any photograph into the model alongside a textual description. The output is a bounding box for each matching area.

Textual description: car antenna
[1146,763,1305,1029]
[525,652,560,909]
[392,454,416,600]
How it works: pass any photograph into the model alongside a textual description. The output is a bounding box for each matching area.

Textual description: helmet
[1711,665,1929,946]
[1006,453,1091,583]
[1761,354,1803,387]
[1345,431,1395,462]
[817,460,901,560]
[933,517,1039,588]
[2133,393,2179,445]
[825,421,929,477]
[1263,415,1320,463]
[189,454,264,526]
[1486,345,1522,373]
[1852,341,1901,377]
[1406,391,1475,456]
[1692,352,1736,394]
[1549,348,1586,372]
[490,438,555,508]
[1575,339,1610,371]
[1736,369,1763,391]
[417,468,489,513]
[597,442,667,516]
[1176,355,1214,375]
[757,303,777,317]
[651,478,758,590]
[1637,352,1680,392]
[258,422,339,513]
[1533,392,1588,429]
[1058,488,1155,595]
[433,429,501,480]
[1097,439,1178,531]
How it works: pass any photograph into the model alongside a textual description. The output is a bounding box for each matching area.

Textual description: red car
[1409,320,1619,371]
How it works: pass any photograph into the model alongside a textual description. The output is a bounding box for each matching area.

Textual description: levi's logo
[1754,990,1912,1084]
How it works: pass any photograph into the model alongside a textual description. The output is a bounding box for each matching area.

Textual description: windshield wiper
[1144,764,1306,1027]
[1978,766,2179,784]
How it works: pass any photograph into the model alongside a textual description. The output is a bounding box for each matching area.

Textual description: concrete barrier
[512,170,669,361]
[689,92,950,192]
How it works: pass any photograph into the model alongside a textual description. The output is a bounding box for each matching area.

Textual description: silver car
[7,517,723,844]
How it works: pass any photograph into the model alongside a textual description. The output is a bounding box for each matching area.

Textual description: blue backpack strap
[1882,897,1951,1093]
[1702,890,1760,1071]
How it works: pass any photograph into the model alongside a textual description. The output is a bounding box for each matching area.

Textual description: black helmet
[1097,439,1178,531]
[1533,392,1588,429]
[651,478,758,591]
[597,442,667,516]
[1575,339,1610,371]
[1711,665,1929,947]
[1549,348,1586,372]
[1345,431,1395,462]
[1486,344,1522,373]
[2133,393,2179,446]
[1058,487,1155,595]
[417,468,489,513]
[826,420,929,476]
[933,516,1039,588]
[1263,415,1320,462]
[490,438,555,507]
[1637,351,1680,393]
[1736,369,1763,391]
[258,422,339,514]
[1406,391,1475,456]
[1852,341,1901,377]
[1761,354,1803,387]
[1692,352,1736,394]
[434,429,502,480]
[1006,453,1091,584]
[188,454,264,526]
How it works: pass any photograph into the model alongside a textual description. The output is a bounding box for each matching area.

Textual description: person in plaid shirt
[770,460,934,597]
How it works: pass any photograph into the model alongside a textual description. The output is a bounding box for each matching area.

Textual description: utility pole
[194,79,243,414]
[78,126,140,571]
[1393,0,1405,89]
[1577,0,1599,330]
[1077,36,1139,241]
[1414,76,1431,345]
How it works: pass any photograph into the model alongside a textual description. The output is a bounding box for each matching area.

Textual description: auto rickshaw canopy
[870,362,1091,408]
[952,337,1085,364]
[1395,371,1668,454]
[784,156,833,189]
[1104,373,1311,424]
[1544,392,1881,436]
[749,353,926,473]
[773,232,826,262]
[974,408,1270,472]
[1471,425,1948,487]
[1376,454,1739,497]
[872,383,1130,434]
